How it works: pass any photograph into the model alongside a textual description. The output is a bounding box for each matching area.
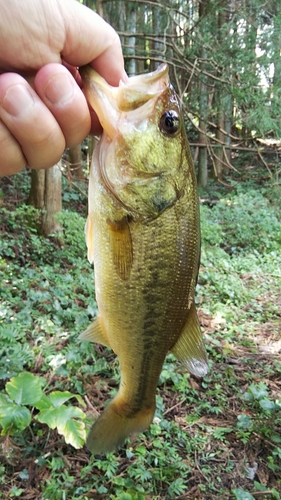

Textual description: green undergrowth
[0,176,281,499]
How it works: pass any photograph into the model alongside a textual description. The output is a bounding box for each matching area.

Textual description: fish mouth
[80,63,169,139]
[116,63,169,111]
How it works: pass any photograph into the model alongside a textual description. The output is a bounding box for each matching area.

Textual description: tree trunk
[213,1,229,179]
[116,1,126,48]
[214,108,226,179]
[197,76,208,188]
[272,3,281,116]
[150,1,166,72]
[126,5,137,76]
[68,144,83,179]
[28,163,62,236]
[96,0,104,18]
[197,0,209,188]
[224,94,232,164]
[41,162,62,236]
[28,169,45,209]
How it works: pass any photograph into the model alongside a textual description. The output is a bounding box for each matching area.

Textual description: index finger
[60,0,127,86]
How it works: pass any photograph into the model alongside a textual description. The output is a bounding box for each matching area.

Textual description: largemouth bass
[80,63,208,455]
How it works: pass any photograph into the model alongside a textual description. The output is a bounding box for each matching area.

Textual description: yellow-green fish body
[80,63,208,454]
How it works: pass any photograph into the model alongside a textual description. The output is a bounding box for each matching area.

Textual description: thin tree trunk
[197,107,208,188]
[197,0,209,188]
[28,169,45,209]
[224,94,232,163]
[96,0,104,18]
[68,144,83,180]
[213,1,228,178]
[197,66,208,188]
[126,5,137,75]
[150,1,166,72]
[28,163,62,236]
[41,162,62,236]
[117,1,126,48]
[214,108,226,179]
[272,3,281,106]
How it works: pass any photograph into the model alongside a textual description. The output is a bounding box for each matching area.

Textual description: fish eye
[159,110,180,135]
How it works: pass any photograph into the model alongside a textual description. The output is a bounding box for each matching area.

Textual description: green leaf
[36,407,60,430]
[242,392,253,402]
[0,403,31,435]
[213,427,233,440]
[236,414,253,430]
[6,372,43,406]
[56,405,85,432]
[33,394,53,411]
[271,434,281,444]
[259,399,276,411]
[60,418,86,449]
[72,393,86,408]
[272,488,281,500]
[37,404,85,429]
[253,481,267,491]
[248,382,268,400]
[49,391,77,408]
[49,391,86,408]
[36,404,86,448]
[97,485,108,494]
[232,488,255,500]
[19,469,29,480]
[9,486,24,497]
[0,393,12,406]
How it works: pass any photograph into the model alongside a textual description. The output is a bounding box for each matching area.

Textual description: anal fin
[79,316,111,348]
[171,302,208,377]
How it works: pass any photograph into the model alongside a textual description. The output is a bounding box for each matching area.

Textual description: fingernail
[44,73,75,106]
[2,84,35,117]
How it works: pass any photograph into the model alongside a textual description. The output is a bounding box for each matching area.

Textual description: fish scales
[80,63,208,454]
[96,200,193,403]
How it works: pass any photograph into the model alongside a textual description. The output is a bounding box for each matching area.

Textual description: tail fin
[86,397,155,455]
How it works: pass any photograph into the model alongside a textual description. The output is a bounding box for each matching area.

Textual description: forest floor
[0,170,280,500]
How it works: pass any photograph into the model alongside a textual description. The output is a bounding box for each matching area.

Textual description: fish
[79,63,208,455]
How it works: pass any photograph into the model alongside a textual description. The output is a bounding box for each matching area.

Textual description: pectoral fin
[107,216,133,281]
[172,303,208,377]
[85,216,94,264]
[79,316,111,348]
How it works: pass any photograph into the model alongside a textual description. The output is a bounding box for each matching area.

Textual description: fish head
[81,63,192,220]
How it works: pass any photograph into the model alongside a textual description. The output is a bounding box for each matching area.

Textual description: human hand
[0,0,126,176]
